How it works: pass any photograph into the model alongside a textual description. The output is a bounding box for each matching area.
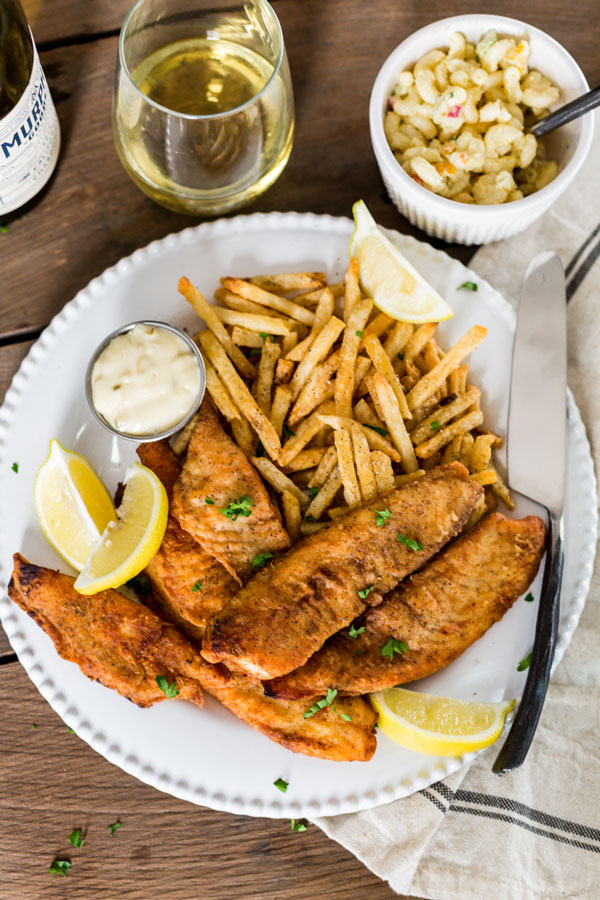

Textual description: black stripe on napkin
[430,781,454,803]
[567,237,600,301]
[450,805,600,854]
[565,220,600,277]
[421,789,447,814]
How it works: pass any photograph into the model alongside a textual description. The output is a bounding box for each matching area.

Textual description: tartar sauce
[91,323,201,435]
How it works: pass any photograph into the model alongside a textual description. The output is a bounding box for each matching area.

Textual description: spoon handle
[530,84,600,137]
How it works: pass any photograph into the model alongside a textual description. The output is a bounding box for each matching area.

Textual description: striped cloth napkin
[313,120,600,899]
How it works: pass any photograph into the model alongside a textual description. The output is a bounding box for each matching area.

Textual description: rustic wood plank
[23,0,129,45]
[0,662,403,899]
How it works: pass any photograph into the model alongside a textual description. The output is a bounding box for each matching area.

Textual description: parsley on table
[67,727,75,734]
[355,330,364,337]
[374,508,390,527]
[108,820,122,836]
[290,819,308,832]
[397,533,423,552]
[398,351,405,361]
[333,706,353,722]
[430,420,441,431]
[348,623,366,639]
[220,495,253,520]
[30,723,38,731]
[309,486,319,500]
[364,423,388,438]
[381,637,408,660]
[156,675,179,698]
[517,653,532,671]
[191,579,202,592]
[304,688,337,719]
[49,859,71,876]
[125,574,151,596]
[273,778,288,793]
[204,497,215,505]
[457,281,478,292]
[358,585,374,599]
[283,424,296,438]
[524,593,534,602]
[11,461,18,473]
[69,828,84,849]
[252,552,273,570]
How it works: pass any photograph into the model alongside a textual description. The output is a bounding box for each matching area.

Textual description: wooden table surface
[1,2,598,897]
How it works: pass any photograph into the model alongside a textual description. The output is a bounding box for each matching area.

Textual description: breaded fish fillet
[171,398,290,583]
[138,440,239,642]
[203,463,483,679]
[8,554,208,708]
[266,513,547,699]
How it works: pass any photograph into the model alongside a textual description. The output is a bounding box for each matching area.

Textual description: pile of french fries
[177,259,513,542]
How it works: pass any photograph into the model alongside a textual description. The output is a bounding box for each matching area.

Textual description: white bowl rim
[369,13,594,219]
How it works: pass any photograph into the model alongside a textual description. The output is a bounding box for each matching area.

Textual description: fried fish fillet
[203,463,484,679]
[8,554,208,708]
[138,440,239,642]
[266,513,547,699]
[171,398,290,583]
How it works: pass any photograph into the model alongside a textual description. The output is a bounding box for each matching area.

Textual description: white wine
[0,0,60,214]
[114,36,294,215]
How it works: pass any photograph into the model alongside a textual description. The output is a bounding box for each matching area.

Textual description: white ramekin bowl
[369,14,593,245]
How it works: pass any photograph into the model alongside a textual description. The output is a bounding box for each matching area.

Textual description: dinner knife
[493,251,566,775]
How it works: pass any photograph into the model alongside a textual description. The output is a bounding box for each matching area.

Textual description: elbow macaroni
[384,30,560,204]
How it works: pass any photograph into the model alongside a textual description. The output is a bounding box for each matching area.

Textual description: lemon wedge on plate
[370,687,515,757]
[74,462,168,595]
[34,439,116,571]
[350,200,454,323]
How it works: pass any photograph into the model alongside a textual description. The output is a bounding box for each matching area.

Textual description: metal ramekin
[85,320,206,442]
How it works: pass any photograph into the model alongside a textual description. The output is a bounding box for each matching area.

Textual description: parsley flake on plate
[273,777,289,793]
[283,424,296,438]
[220,495,253,520]
[125,574,151,596]
[397,533,423,552]
[348,623,366,639]
[374,508,390,527]
[204,497,215,505]
[524,593,534,602]
[358,585,374,599]
[11,461,18,473]
[252,552,273,570]
[291,819,308,832]
[49,859,71,877]
[457,281,478,292]
[191,579,202,592]
[108,820,122,836]
[30,723,38,730]
[304,688,337,719]
[156,675,179,698]
[69,828,84,849]
[364,423,388,437]
[430,420,441,431]
[517,653,532,671]
[381,637,407,660]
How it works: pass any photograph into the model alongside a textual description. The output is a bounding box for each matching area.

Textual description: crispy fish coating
[138,440,238,642]
[266,513,547,699]
[171,398,290,583]
[203,463,483,679]
[8,554,209,707]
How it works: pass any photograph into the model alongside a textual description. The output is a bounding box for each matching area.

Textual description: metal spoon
[529,84,600,137]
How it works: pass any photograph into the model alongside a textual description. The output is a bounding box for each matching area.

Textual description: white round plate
[0,212,596,818]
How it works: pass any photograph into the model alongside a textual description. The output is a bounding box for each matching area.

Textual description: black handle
[492,510,563,774]
[529,85,600,137]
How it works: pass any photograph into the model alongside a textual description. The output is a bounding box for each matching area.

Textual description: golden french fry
[353,398,385,431]
[403,323,437,361]
[422,451,443,471]
[363,311,394,342]
[171,411,201,456]
[371,450,395,494]
[344,257,361,322]
[231,326,264,348]
[459,432,475,469]
[294,281,344,307]
[202,358,241,422]
[179,277,257,380]
[441,434,464,464]
[270,384,293,438]
[410,387,481,446]
[252,456,309,509]
[215,287,281,318]
[335,299,373,418]
[470,469,497,486]
[351,427,378,501]
[327,506,348,520]
[484,487,499,514]
[311,287,335,333]
[394,470,426,487]
[231,416,257,458]
[289,316,345,399]
[470,433,497,473]
[319,414,401,462]
[281,330,299,355]
[221,278,314,326]
[448,363,469,395]
[354,356,372,388]
[422,340,441,372]
[284,447,327,472]
[304,465,342,519]
[281,490,302,541]
[334,429,362,507]
[364,334,411,419]
[368,373,418,473]
[490,468,515,510]
[198,330,281,459]
[300,520,326,535]
[213,307,291,335]
[415,410,484,459]
[279,401,336,466]
[464,494,486,530]
[308,445,338,488]
[383,321,413,360]
[248,272,327,292]
[285,331,317,362]
[288,351,339,425]
[254,339,281,416]
[406,326,487,412]
[275,358,295,385]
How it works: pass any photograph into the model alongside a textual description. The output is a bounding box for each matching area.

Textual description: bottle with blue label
[0,0,60,214]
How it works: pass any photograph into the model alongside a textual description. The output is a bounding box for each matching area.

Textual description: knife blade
[493,251,566,775]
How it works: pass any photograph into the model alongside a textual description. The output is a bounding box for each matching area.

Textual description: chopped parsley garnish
[252,552,273,570]
[524,593,534,602]
[430,420,441,431]
[304,688,337,719]
[67,727,75,734]
[156,675,179,698]
[69,828,84,849]
[273,777,289,793]
[247,347,262,357]
[358,585,374,599]
[355,330,364,337]
[191,579,202,592]
[204,497,215,505]
[290,819,308,832]
[364,423,388,437]
[457,281,478,292]
[309,486,319,499]
[517,653,532,671]
[108,820,122,836]
[374,508,390,527]
[11,461,18,473]
[398,351,405,361]
[220,494,253,520]
[381,637,408,660]
[305,515,316,522]
[333,706,353,722]
[125,574,151,596]
[283,424,296,438]
[49,859,71,876]
[348,623,366,639]
[354,649,366,656]
[259,332,276,342]
[30,723,38,730]
[397,533,423,552]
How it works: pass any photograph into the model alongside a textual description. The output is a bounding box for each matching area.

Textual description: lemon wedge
[34,439,116,571]
[370,687,515,757]
[74,462,168,595]
[350,200,454,323]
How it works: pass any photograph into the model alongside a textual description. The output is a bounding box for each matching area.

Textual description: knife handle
[492,510,563,775]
